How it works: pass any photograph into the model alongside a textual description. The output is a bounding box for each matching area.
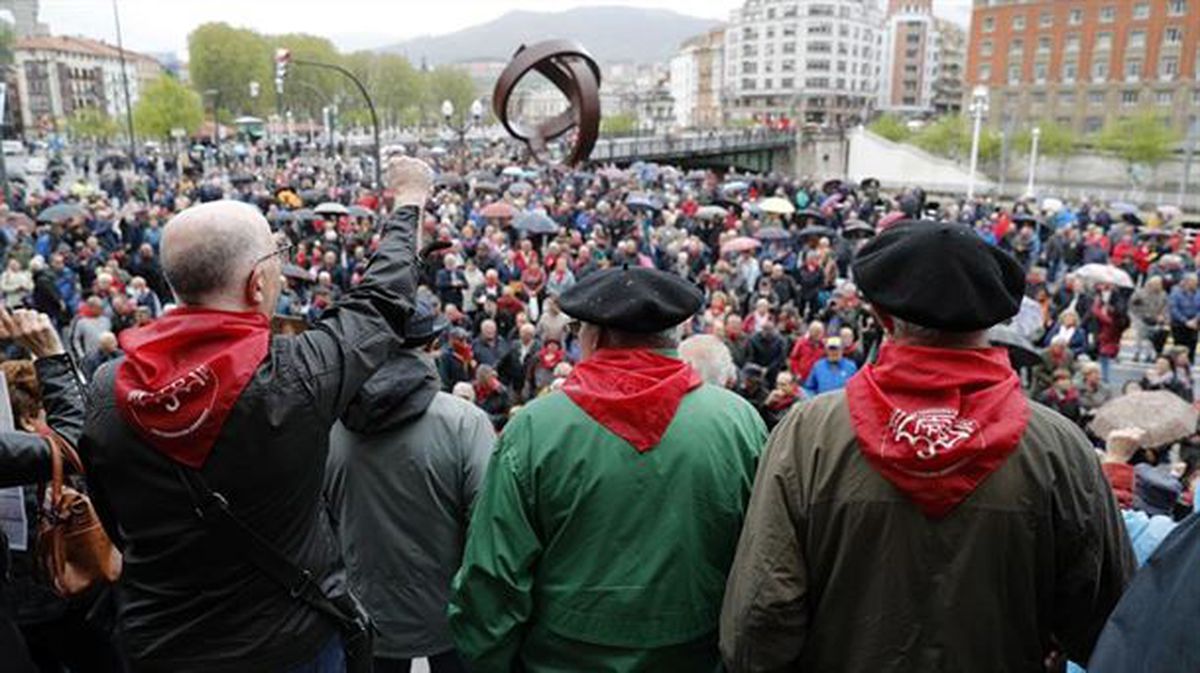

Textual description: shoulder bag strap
[172,465,354,631]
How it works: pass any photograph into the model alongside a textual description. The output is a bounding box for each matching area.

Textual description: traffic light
[274,48,291,94]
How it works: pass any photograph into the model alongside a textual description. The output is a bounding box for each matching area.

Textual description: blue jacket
[1169,286,1200,324]
[803,357,858,395]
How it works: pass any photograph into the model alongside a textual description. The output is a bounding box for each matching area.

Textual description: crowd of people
[0,135,1196,672]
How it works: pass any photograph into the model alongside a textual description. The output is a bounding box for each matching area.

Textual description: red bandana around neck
[845,342,1030,518]
[114,308,271,468]
[561,349,702,453]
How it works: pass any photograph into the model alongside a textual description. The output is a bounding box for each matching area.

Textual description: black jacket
[80,206,418,673]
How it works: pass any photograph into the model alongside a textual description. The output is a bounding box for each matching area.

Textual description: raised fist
[0,307,65,359]
[386,156,434,209]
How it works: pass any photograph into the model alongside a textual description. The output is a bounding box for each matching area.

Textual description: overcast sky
[34,0,974,58]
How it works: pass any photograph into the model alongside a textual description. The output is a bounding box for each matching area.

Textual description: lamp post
[1025,126,1041,198]
[111,0,136,161]
[966,84,989,201]
[204,88,219,146]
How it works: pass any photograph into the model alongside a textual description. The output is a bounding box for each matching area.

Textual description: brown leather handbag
[36,432,122,597]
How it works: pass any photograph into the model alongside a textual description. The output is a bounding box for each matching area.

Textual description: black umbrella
[515,211,559,235]
[472,181,501,193]
[796,208,828,224]
[230,174,255,185]
[435,173,465,189]
[1121,212,1146,227]
[37,203,86,224]
[796,225,837,240]
[842,221,876,239]
[626,192,664,212]
[821,179,843,195]
[988,325,1041,369]
[347,205,375,219]
[282,264,314,282]
[299,189,326,205]
[755,226,792,241]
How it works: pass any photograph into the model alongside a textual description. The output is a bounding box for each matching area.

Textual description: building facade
[13,35,161,133]
[932,18,966,115]
[670,28,726,129]
[879,0,938,115]
[965,0,1200,135]
[725,0,884,127]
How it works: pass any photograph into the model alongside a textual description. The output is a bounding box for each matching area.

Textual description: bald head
[162,201,273,305]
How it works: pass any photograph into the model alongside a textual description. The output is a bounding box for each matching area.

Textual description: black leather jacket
[81,206,418,672]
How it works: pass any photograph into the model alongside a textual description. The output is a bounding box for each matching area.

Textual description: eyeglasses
[253,234,294,268]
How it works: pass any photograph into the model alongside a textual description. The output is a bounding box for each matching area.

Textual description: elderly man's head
[161,200,282,316]
[679,334,737,388]
[481,319,498,340]
[97,331,119,355]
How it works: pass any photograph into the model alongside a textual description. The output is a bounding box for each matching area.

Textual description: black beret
[852,220,1026,332]
[558,266,703,333]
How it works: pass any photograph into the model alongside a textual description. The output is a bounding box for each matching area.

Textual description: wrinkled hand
[1104,427,1146,464]
[386,156,434,208]
[0,307,65,358]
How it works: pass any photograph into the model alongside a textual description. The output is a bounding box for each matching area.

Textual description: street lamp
[1025,126,1041,198]
[204,88,220,146]
[966,84,989,201]
[470,99,484,126]
[441,100,454,125]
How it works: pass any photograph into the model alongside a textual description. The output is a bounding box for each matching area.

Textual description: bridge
[589,130,797,174]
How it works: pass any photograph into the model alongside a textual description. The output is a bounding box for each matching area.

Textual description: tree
[600,112,637,137]
[66,108,119,143]
[343,51,425,128]
[0,23,13,67]
[425,66,478,126]
[134,75,204,139]
[912,115,1001,164]
[187,23,273,117]
[1014,119,1078,160]
[1098,111,1182,172]
[868,113,911,143]
[272,33,342,121]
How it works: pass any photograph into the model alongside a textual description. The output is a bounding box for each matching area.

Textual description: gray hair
[161,201,272,304]
[891,317,988,349]
[679,335,736,387]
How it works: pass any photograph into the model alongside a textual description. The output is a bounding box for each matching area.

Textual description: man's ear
[871,307,894,335]
[244,265,265,308]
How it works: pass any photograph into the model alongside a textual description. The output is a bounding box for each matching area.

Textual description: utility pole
[112,0,136,161]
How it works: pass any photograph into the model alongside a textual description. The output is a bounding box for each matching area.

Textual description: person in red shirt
[788,320,826,380]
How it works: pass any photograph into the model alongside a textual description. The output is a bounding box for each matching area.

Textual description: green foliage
[911,115,1001,164]
[272,33,342,120]
[66,108,119,142]
[1014,120,1078,159]
[600,112,638,137]
[188,23,273,116]
[426,66,478,125]
[343,51,426,127]
[0,23,13,67]
[1098,110,1182,168]
[869,113,911,143]
[134,75,204,139]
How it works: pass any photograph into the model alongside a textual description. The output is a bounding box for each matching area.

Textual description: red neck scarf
[845,342,1029,518]
[538,344,564,370]
[114,308,271,468]
[562,349,701,452]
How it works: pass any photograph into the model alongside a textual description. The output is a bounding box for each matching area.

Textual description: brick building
[965,0,1200,136]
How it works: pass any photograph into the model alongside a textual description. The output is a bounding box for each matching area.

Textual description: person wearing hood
[325,300,494,673]
[449,266,766,673]
[720,220,1133,673]
[78,157,431,672]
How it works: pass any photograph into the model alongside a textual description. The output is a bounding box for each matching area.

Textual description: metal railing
[590,130,795,163]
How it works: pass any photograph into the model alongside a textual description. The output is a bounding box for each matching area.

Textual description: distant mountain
[380,6,723,65]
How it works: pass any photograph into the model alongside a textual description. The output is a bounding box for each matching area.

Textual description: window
[1096,32,1113,51]
[1065,34,1081,53]
[1085,116,1104,133]
[742,61,758,74]
[1169,0,1186,15]
[906,33,921,45]
[1194,90,1200,104]
[1012,15,1026,30]
[1165,27,1184,45]
[1069,9,1084,25]
[1039,12,1053,28]
[1121,90,1139,105]
[1064,61,1078,82]
[741,78,756,90]
[764,78,773,89]
[1035,63,1048,83]
[1093,60,1110,81]
[1133,3,1150,19]
[1008,64,1022,84]
[1038,37,1052,54]
[1011,38,1025,54]
[979,63,992,80]
[1161,56,1179,78]
[983,16,995,32]
[982,40,994,57]
[781,77,794,89]
[1126,58,1142,80]
[1059,90,1076,104]
[1129,31,1147,49]
[1157,90,1174,105]
[1089,90,1106,104]
[1099,6,1116,22]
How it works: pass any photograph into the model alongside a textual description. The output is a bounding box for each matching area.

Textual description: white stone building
[670,28,726,129]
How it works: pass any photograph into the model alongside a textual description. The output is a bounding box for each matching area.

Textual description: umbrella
[1075,263,1134,288]
[760,196,796,216]
[1011,212,1041,226]
[796,225,837,240]
[988,325,1041,369]
[721,237,762,254]
[842,221,876,239]
[514,211,559,235]
[1041,197,1065,213]
[1090,391,1198,448]
[1109,201,1138,214]
[796,208,828,224]
[435,174,464,189]
[473,181,501,193]
[1160,253,1185,267]
[598,167,626,180]
[502,166,525,177]
[626,193,664,212]
[1138,229,1173,240]
[282,264,314,282]
[1157,205,1183,220]
[293,209,318,222]
[37,203,85,224]
[1121,212,1145,227]
[754,226,792,241]
[230,174,255,185]
[507,181,533,195]
[3,212,35,229]
[721,181,749,194]
[695,205,729,220]
[480,202,516,219]
[299,189,326,205]
[428,146,448,156]
[347,205,375,219]
[314,202,349,216]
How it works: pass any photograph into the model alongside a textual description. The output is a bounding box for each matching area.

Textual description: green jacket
[449,384,767,672]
